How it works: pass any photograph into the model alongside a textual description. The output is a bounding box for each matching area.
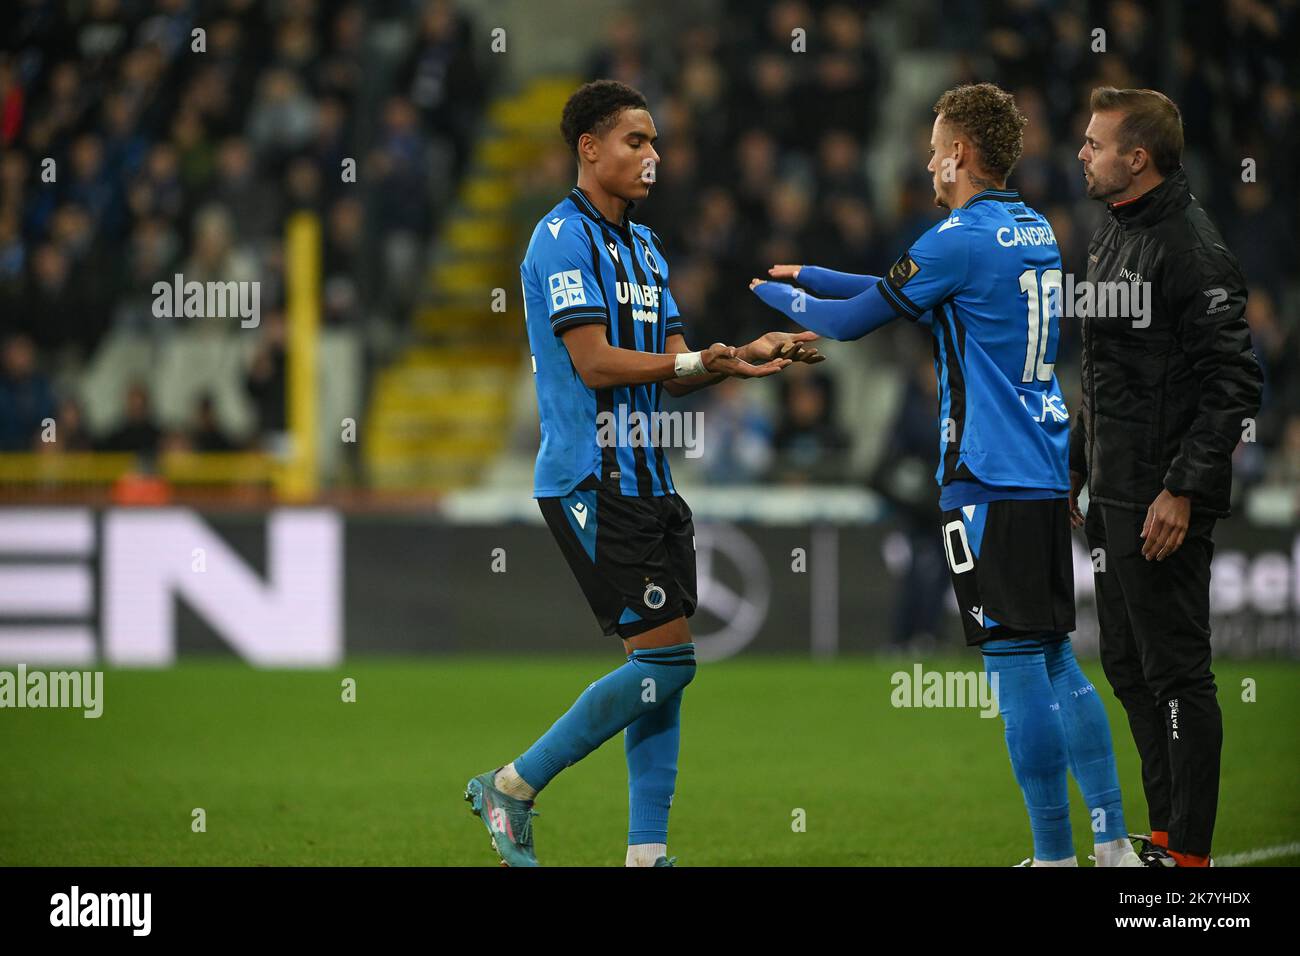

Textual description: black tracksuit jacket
[1070,167,1264,517]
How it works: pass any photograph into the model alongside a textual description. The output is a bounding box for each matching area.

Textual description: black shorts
[940,496,1075,646]
[538,474,697,639]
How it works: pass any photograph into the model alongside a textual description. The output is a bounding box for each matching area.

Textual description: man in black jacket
[1071,87,1263,867]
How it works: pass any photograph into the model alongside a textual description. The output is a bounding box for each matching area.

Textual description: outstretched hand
[742,329,825,365]
[749,265,803,291]
[701,342,790,378]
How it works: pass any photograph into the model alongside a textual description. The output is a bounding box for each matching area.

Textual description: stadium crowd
[1,0,486,452]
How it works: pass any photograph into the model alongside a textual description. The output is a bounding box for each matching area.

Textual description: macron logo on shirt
[937,215,963,233]
[547,217,565,239]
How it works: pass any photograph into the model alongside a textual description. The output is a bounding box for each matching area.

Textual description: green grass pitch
[2,657,1296,866]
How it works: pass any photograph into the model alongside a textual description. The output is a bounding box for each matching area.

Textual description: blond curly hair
[933,83,1027,182]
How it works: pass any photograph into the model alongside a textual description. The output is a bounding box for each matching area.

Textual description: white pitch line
[1215,841,1300,866]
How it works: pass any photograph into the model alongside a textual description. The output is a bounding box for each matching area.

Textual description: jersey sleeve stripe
[551,308,609,334]
[875,278,923,320]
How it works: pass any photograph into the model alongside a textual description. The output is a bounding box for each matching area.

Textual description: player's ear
[951,137,966,170]
[1129,146,1149,176]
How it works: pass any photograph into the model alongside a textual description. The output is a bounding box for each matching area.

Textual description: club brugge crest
[643,582,667,609]
[641,239,661,277]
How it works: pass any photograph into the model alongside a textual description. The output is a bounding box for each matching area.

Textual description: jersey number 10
[1018,268,1062,383]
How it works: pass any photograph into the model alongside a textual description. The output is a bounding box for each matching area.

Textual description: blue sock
[514,643,696,792]
[983,636,1074,861]
[625,687,684,846]
[1042,636,1127,843]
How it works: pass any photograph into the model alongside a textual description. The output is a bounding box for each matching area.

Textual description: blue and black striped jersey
[521,187,684,498]
[876,188,1071,504]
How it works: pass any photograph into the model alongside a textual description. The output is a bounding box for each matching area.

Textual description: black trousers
[1085,502,1221,857]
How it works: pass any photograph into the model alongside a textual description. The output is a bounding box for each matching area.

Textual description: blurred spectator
[1226,181,1292,305]
[697,378,776,483]
[0,53,24,148]
[369,96,432,237]
[132,143,185,226]
[1264,416,1300,491]
[0,209,25,294]
[190,393,238,452]
[0,334,56,451]
[586,11,665,108]
[316,4,366,105]
[101,382,162,456]
[804,5,881,137]
[770,368,849,482]
[20,242,111,352]
[402,0,485,183]
[245,68,316,166]
[246,311,288,440]
[1244,288,1299,451]
[284,154,323,213]
[324,196,367,302]
[205,138,280,240]
[180,203,257,290]
[873,350,950,649]
[50,203,112,297]
[311,97,352,202]
[40,397,95,454]
[170,107,215,193]
[65,133,122,234]
[367,96,432,315]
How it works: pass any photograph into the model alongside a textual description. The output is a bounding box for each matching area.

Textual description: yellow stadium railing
[0,452,279,485]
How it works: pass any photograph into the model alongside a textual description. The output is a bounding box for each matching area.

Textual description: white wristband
[674,350,705,378]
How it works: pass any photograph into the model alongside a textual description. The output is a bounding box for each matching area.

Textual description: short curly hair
[933,83,1027,182]
[560,80,648,156]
